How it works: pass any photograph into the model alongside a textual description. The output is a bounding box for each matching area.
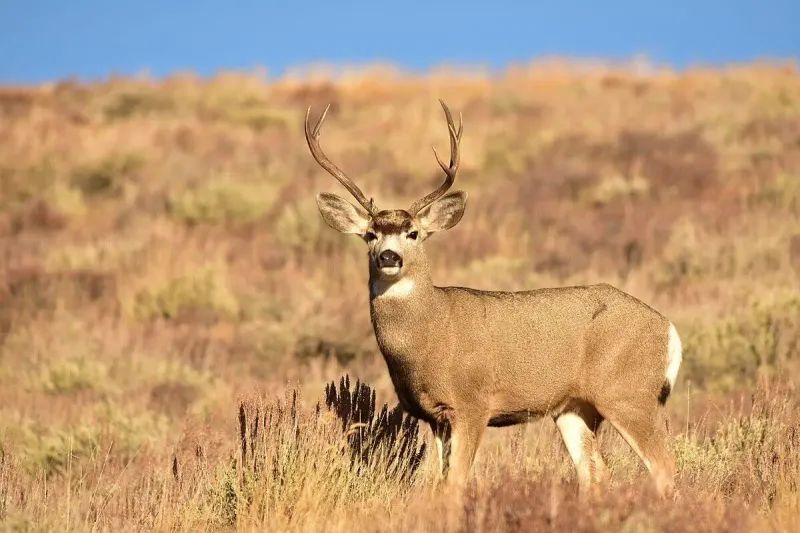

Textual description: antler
[305,105,378,216]
[408,99,463,216]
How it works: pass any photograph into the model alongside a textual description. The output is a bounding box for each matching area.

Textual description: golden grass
[1,60,799,531]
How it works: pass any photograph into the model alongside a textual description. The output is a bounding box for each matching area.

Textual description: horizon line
[3,54,799,87]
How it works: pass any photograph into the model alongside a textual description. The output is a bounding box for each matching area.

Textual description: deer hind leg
[555,402,609,494]
[606,409,675,498]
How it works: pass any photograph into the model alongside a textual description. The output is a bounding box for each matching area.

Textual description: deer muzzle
[376,249,403,273]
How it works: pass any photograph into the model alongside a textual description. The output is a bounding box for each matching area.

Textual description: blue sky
[0,0,797,84]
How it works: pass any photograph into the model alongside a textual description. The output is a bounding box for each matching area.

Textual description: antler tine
[408,99,463,216]
[305,105,378,216]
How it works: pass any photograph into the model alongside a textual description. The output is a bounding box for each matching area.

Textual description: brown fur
[308,102,682,498]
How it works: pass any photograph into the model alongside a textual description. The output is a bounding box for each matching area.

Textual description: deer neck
[369,267,435,307]
[369,274,428,300]
[368,263,443,361]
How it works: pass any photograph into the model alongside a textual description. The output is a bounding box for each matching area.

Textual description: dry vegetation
[1,60,800,531]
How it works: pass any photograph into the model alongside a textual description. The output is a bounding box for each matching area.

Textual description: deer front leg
[442,414,487,486]
[432,422,452,480]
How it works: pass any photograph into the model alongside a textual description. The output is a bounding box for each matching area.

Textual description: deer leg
[606,409,675,498]
[555,404,609,495]
[445,415,487,486]
[432,422,452,480]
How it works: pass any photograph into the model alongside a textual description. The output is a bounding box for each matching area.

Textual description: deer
[303,99,683,497]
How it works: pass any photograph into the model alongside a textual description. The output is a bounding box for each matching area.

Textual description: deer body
[372,280,670,426]
[304,100,683,497]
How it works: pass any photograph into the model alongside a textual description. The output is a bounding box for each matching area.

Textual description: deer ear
[417,190,467,234]
[316,192,370,234]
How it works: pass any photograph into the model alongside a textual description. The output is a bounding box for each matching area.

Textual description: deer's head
[306,99,467,282]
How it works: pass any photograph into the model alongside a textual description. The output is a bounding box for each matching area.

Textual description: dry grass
[1,60,800,531]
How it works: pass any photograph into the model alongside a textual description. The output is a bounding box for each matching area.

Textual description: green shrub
[131,262,240,320]
[71,152,143,198]
[167,180,278,225]
[680,295,800,393]
[675,381,800,511]
[40,357,107,395]
[588,173,650,205]
[14,404,170,477]
[103,90,176,121]
[753,172,800,213]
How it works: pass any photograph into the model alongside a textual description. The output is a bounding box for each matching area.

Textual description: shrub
[272,197,360,255]
[680,295,800,393]
[40,357,107,395]
[167,180,278,225]
[324,375,427,483]
[71,153,143,198]
[102,90,176,121]
[131,262,240,320]
[588,173,650,205]
[209,376,427,526]
[674,379,800,512]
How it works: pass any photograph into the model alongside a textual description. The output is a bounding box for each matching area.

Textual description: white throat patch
[372,278,416,299]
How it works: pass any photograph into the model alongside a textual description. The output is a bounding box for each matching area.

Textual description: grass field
[1,60,799,531]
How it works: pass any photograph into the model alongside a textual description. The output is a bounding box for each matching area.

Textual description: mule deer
[304,100,683,497]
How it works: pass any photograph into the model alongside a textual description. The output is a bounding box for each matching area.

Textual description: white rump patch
[666,322,683,389]
[372,278,416,299]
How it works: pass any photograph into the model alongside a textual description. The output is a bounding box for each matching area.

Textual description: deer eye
[407,231,418,240]
[365,232,377,242]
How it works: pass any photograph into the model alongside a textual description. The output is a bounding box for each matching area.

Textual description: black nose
[377,250,403,268]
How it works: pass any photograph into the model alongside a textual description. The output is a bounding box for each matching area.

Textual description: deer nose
[377,250,403,269]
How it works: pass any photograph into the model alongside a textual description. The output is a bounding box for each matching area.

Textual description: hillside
[1,62,799,531]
